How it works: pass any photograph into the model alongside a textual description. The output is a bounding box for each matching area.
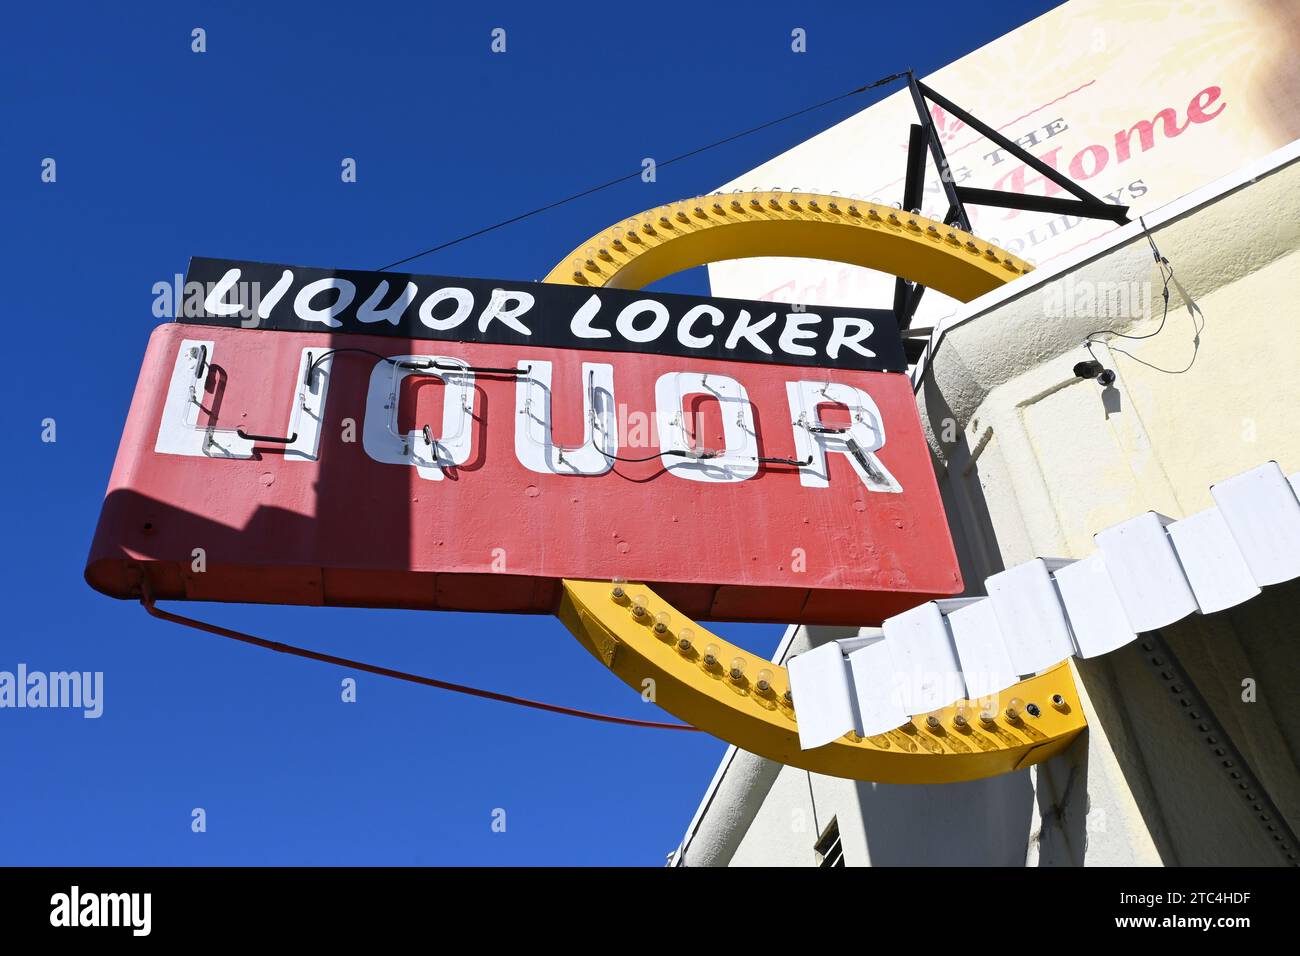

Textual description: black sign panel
[179,257,906,373]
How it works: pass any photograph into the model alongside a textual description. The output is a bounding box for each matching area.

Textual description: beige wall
[695,145,1300,867]
[918,144,1300,866]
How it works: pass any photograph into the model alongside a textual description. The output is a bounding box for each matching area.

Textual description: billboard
[710,0,1300,322]
[86,259,961,625]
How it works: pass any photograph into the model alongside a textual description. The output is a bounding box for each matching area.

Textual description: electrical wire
[306,347,403,383]
[592,444,810,467]
[913,216,1196,395]
[306,348,527,384]
[374,73,909,272]
[1084,217,1174,359]
[597,446,719,464]
[140,593,700,733]
[1084,216,1201,375]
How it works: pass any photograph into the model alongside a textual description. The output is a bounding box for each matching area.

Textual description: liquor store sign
[179,257,907,371]
[86,258,961,625]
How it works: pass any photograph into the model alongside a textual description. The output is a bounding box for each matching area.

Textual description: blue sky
[1,0,1063,864]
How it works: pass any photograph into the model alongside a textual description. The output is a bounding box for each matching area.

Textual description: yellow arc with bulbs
[547,191,1085,784]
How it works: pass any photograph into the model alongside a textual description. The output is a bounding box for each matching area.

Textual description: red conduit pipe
[140,595,699,733]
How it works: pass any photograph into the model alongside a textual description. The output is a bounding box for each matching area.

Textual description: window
[814,817,844,867]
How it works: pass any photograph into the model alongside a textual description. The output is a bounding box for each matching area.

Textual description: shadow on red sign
[86,322,961,624]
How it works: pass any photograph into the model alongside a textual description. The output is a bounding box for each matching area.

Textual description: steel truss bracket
[892,72,1129,328]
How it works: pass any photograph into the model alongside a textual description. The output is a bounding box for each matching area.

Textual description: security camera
[1073,360,1115,387]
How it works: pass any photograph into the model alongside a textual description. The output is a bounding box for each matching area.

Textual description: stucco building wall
[675,143,1300,866]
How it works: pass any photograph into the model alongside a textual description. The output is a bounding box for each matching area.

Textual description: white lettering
[827,316,876,360]
[294,278,356,328]
[779,312,821,357]
[786,380,901,492]
[569,294,610,339]
[478,288,535,336]
[357,280,418,325]
[418,287,474,331]
[515,360,616,475]
[361,355,475,481]
[616,299,671,343]
[677,304,723,349]
[655,372,758,483]
[724,309,776,355]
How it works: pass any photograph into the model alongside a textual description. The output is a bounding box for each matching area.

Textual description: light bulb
[1005,697,1025,721]
[703,643,720,667]
[729,657,747,681]
[676,627,694,653]
[979,707,997,725]
[610,576,627,600]
[925,711,943,730]
[756,669,774,693]
[653,611,670,635]
[953,703,972,730]
[630,593,648,618]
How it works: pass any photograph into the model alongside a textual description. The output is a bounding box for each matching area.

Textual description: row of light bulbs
[569,191,1026,283]
[918,691,1067,735]
[610,577,785,700]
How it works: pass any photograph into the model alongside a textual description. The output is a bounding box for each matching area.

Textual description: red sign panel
[87,322,961,624]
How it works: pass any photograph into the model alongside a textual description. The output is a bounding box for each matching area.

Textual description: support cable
[375,73,909,272]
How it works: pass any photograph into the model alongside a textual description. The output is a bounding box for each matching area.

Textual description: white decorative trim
[789,462,1300,750]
